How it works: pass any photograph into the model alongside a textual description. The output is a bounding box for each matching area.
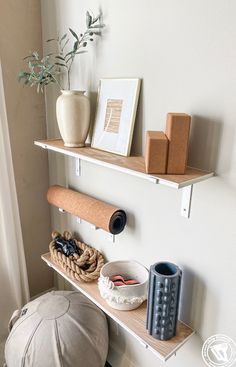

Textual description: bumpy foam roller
[146,262,182,341]
[47,185,126,235]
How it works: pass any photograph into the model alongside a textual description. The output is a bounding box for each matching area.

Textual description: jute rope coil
[49,231,104,282]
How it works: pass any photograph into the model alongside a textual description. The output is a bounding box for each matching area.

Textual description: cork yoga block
[145,131,168,174]
[47,185,126,235]
[165,113,191,174]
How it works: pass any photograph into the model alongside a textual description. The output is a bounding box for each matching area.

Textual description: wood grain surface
[35,139,213,188]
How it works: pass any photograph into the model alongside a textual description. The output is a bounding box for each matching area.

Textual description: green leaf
[75,51,87,55]
[55,55,66,61]
[69,28,79,40]
[89,24,105,29]
[41,55,50,63]
[92,31,102,36]
[65,50,75,58]
[62,38,69,51]
[28,61,33,70]
[86,11,92,27]
[92,15,101,24]
[60,33,67,43]
[23,55,33,60]
[66,50,87,62]
[73,41,79,52]
[55,62,68,68]
[18,71,30,82]
[32,51,39,60]
[18,71,28,77]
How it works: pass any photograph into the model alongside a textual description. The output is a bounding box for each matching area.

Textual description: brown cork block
[145,131,168,174]
[165,113,191,174]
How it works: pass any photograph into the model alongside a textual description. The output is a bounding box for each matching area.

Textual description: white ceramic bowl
[98,260,149,311]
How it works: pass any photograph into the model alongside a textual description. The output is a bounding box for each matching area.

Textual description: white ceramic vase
[56,90,90,147]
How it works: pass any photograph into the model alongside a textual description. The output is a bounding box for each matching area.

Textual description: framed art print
[91,78,141,156]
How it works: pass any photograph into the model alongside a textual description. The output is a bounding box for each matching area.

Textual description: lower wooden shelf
[42,253,195,362]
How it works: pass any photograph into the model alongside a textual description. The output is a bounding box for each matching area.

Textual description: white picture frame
[91,78,141,156]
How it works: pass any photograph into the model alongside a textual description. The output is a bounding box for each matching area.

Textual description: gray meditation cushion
[5,291,108,367]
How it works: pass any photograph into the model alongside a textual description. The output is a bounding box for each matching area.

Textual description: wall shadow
[188,115,223,172]
[86,91,98,145]
[179,266,206,333]
[131,81,144,156]
[126,212,135,232]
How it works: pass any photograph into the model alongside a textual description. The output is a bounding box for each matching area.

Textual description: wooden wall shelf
[35,139,213,189]
[42,253,195,362]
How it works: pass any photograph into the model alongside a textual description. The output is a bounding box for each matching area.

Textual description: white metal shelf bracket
[76,217,82,224]
[181,185,193,218]
[75,158,81,176]
[91,225,116,243]
[109,233,116,243]
[76,217,116,243]
[91,224,99,230]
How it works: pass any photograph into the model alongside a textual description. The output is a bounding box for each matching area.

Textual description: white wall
[41,1,236,366]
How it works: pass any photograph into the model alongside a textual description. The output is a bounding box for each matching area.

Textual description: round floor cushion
[5,291,108,367]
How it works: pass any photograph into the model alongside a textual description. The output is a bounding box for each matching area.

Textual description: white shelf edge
[163,322,195,361]
[34,141,214,189]
[42,255,195,362]
[34,141,167,186]
[178,170,214,188]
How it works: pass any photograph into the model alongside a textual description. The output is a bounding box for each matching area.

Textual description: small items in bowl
[110,275,140,286]
[98,260,149,311]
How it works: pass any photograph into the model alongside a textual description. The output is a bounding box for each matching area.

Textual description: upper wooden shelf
[34,139,213,189]
[42,252,195,362]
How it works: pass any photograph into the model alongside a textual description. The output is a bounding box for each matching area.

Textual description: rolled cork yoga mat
[47,185,127,235]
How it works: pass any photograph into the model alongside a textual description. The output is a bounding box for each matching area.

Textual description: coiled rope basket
[49,231,104,282]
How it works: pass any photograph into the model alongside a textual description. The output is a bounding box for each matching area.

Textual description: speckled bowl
[98,260,149,311]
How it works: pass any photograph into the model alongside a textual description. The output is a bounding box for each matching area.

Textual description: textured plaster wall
[0,1,53,296]
[41,1,236,366]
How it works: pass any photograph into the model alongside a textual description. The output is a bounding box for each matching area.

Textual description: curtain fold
[0,61,29,340]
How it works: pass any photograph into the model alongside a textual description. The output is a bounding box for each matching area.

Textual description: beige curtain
[0,61,29,341]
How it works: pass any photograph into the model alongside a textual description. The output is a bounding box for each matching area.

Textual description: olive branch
[18,11,104,92]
